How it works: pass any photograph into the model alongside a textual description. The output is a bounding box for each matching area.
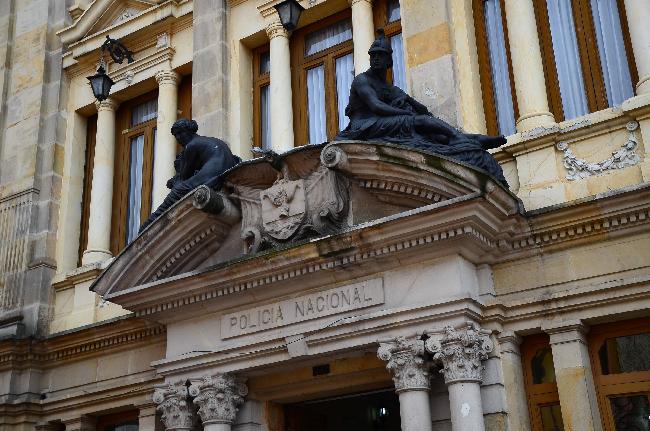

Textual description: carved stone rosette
[377,336,430,393]
[188,374,248,425]
[152,381,194,431]
[425,323,493,385]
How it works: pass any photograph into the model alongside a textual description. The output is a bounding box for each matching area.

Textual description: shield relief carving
[260,179,307,240]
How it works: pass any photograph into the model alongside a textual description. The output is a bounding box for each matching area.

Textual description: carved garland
[556,121,641,180]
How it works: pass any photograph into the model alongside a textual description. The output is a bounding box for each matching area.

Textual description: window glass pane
[483,0,516,136]
[305,19,352,56]
[335,53,354,131]
[590,0,634,106]
[387,0,401,23]
[531,347,556,384]
[126,135,145,243]
[598,332,650,375]
[131,98,158,126]
[545,0,589,119]
[307,65,327,145]
[390,33,407,92]
[260,51,271,75]
[260,84,271,150]
[539,404,564,431]
[105,421,138,431]
[610,394,650,431]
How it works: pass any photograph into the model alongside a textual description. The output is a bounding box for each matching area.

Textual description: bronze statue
[335,29,508,186]
[139,119,241,232]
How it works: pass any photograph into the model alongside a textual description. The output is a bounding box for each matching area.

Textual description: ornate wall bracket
[188,374,248,425]
[152,381,195,431]
[556,121,641,180]
[425,322,493,385]
[377,336,430,392]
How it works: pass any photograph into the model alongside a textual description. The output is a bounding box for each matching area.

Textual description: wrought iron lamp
[274,0,304,31]
[87,35,134,101]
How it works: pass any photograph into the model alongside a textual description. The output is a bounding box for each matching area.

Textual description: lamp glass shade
[87,66,114,101]
[274,0,304,31]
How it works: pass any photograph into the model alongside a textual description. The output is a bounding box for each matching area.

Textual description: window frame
[521,334,563,431]
[291,9,354,146]
[253,45,271,150]
[588,317,650,431]
[373,0,405,88]
[96,410,139,431]
[79,114,97,266]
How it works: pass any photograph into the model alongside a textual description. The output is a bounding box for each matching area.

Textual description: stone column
[189,373,248,431]
[543,320,603,431]
[497,332,532,431]
[153,70,180,208]
[153,381,195,431]
[378,337,432,431]
[82,98,119,265]
[61,415,96,431]
[425,323,492,431]
[349,0,375,75]
[503,0,555,132]
[623,0,650,95]
[266,17,295,152]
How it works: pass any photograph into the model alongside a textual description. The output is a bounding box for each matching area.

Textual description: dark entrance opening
[285,388,401,431]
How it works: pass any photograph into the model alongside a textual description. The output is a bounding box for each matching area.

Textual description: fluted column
[378,337,432,431]
[425,323,492,431]
[623,1,650,95]
[82,98,119,265]
[153,70,180,208]
[349,0,375,74]
[189,373,248,431]
[503,0,555,132]
[497,332,532,431]
[266,17,295,152]
[153,381,195,431]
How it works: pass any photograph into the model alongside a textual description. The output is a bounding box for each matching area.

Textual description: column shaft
[544,321,603,431]
[153,70,180,208]
[350,0,375,75]
[267,19,295,152]
[447,382,484,431]
[503,0,555,131]
[398,390,433,431]
[497,333,532,431]
[203,425,230,431]
[623,0,650,94]
[82,98,118,265]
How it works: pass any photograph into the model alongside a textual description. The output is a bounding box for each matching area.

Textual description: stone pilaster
[188,373,248,431]
[153,381,195,431]
[496,332,532,431]
[61,415,96,431]
[378,336,432,431]
[426,323,492,431]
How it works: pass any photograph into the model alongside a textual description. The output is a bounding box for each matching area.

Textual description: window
[292,11,355,145]
[254,47,272,150]
[475,0,638,133]
[78,114,97,266]
[589,318,650,431]
[96,410,139,431]
[522,334,565,431]
[374,0,407,92]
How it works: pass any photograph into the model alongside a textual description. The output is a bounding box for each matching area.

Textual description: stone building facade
[0,0,649,430]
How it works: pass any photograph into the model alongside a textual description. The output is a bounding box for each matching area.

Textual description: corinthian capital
[188,373,248,425]
[377,336,430,392]
[425,322,493,385]
[152,381,194,431]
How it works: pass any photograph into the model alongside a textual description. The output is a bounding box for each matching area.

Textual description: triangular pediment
[86,0,155,35]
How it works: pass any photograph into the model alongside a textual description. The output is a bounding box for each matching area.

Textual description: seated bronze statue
[335,29,508,186]
[139,119,241,232]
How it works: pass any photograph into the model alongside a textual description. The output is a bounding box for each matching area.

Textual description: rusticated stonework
[188,374,248,425]
[377,336,430,392]
[152,381,194,431]
[425,323,493,385]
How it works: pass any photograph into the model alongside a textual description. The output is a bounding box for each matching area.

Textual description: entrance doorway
[285,389,401,431]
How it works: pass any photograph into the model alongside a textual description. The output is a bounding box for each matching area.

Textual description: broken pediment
[91,141,524,304]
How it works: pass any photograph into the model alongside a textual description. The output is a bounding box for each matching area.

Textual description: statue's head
[171,118,198,147]
[368,29,393,70]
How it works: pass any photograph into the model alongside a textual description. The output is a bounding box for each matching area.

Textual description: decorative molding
[377,336,429,392]
[155,69,181,85]
[95,98,120,112]
[556,121,641,180]
[358,179,448,204]
[188,374,248,425]
[156,32,170,49]
[109,46,175,84]
[153,381,195,431]
[265,20,290,39]
[425,322,492,385]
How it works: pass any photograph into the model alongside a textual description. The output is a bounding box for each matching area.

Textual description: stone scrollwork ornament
[557,121,641,180]
[188,374,248,425]
[377,336,430,392]
[152,381,194,431]
[425,322,493,385]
